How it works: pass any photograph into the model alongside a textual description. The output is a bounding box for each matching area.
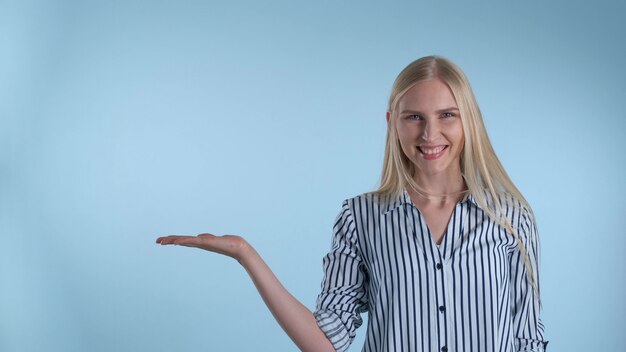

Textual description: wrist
[237,240,259,268]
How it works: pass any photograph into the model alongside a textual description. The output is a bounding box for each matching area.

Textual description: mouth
[417,145,448,160]
[417,145,448,155]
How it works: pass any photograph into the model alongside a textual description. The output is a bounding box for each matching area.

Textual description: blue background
[2,0,625,351]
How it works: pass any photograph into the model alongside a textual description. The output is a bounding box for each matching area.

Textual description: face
[388,79,464,180]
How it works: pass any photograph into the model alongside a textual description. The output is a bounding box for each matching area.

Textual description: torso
[314,190,537,352]
[407,188,464,245]
[419,205,456,245]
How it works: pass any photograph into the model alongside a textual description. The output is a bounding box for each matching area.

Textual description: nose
[421,120,439,141]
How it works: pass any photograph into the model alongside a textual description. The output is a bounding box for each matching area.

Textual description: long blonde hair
[375,55,541,307]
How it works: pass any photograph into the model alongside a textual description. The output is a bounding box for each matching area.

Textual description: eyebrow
[400,107,460,115]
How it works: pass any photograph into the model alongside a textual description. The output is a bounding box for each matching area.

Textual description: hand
[156,233,333,351]
[156,233,251,262]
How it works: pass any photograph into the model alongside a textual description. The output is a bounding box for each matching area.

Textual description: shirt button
[436,263,442,269]
[441,346,448,352]
[439,305,445,312]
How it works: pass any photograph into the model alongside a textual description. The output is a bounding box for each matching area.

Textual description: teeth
[420,146,445,155]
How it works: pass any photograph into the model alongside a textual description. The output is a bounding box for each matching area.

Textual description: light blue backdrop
[2,0,625,351]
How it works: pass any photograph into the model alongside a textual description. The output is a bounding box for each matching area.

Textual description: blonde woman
[156,56,548,352]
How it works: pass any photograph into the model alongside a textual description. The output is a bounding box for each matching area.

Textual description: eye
[442,112,456,118]
[407,114,422,120]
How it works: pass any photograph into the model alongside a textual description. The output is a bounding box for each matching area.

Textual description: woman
[156,56,548,352]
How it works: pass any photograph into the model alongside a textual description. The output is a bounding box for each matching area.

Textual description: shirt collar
[382,187,479,215]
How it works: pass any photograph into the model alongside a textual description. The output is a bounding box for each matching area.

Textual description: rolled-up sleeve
[510,209,549,351]
[314,200,368,352]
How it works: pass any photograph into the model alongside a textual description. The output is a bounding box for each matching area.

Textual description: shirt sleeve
[313,199,369,352]
[510,208,549,352]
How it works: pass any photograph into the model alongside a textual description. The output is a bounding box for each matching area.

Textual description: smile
[417,145,448,159]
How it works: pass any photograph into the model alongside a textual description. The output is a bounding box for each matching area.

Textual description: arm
[239,242,336,352]
[156,234,335,352]
[510,210,549,351]
[313,200,369,352]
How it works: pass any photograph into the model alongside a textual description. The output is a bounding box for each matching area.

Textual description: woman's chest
[354,207,517,291]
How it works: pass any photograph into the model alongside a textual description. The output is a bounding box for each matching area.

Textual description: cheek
[396,121,419,140]
[452,123,465,145]
[396,135,410,153]
[456,131,465,146]
[395,127,414,150]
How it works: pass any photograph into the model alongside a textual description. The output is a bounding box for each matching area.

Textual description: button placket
[435,252,449,352]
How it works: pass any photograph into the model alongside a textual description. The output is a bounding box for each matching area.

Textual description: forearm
[238,244,335,352]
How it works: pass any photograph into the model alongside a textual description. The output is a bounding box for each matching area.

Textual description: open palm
[155,230,335,351]
[156,233,249,260]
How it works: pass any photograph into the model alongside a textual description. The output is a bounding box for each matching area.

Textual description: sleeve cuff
[517,339,549,351]
[314,310,352,352]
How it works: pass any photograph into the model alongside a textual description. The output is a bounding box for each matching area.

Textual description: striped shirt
[314,188,548,352]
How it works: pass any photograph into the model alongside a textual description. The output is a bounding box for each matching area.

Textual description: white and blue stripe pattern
[314,188,548,352]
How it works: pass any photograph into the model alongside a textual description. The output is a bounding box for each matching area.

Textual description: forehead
[398,79,458,111]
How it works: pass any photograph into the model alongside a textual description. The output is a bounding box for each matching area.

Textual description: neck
[409,171,467,205]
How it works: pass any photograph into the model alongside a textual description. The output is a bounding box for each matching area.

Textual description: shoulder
[339,190,399,215]
[331,191,400,232]
[497,192,537,243]
[473,189,536,238]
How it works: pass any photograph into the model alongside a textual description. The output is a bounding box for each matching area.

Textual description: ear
[386,111,391,124]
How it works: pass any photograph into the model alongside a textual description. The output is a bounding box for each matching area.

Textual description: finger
[171,237,202,247]
[157,235,194,245]
[156,235,180,244]
[157,234,214,244]
[156,236,171,244]
[197,233,216,238]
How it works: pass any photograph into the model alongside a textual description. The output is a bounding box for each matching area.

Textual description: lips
[418,145,448,155]
[416,145,448,161]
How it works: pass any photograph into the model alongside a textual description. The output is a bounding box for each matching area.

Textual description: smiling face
[391,79,465,181]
